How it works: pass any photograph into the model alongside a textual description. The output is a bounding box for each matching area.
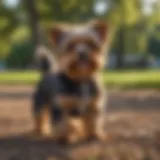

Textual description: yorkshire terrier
[32,20,111,143]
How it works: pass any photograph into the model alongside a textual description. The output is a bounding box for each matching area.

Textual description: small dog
[32,20,110,143]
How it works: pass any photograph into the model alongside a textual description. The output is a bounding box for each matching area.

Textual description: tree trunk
[26,0,42,49]
[116,26,125,68]
[53,0,63,21]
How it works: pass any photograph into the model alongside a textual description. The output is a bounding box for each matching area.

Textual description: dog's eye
[66,43,75,52]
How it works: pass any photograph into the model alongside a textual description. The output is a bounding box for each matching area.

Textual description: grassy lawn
[0,70,40,85]
[104,70,160,89]
[0,70,160,89]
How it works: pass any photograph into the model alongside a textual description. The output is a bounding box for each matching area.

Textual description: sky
[94,0,109,15]
[94,0,158,15]
[4,0,19,8]
[142,0,158,15]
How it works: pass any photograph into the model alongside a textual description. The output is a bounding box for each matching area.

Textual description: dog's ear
[91,20,108,42]
[50,26,66,46]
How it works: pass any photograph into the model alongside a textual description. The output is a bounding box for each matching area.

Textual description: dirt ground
[0,85,160,160]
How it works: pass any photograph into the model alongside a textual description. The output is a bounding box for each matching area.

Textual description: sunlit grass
[0,70,160,89]
[0,70,40,85]
[104,70,160,89]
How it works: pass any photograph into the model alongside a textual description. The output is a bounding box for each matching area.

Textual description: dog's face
[50,21,109,79]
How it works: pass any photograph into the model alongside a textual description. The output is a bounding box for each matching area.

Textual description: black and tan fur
[32,20,111,143]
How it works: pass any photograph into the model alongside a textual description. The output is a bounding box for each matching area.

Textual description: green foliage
[0,2,28,60]
[107,0,141,26]
[36,0,95,27]
[6,41,34,69]
[0,6,18,37]
[0,0,160,66]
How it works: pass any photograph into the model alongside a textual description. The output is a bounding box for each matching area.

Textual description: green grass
[0,70,160,89]
[104,70,160,89]
[0,70,40,85]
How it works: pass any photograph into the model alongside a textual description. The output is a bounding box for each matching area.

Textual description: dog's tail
[35,45,56,74]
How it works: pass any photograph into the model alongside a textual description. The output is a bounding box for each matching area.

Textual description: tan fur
[34,105,52,136]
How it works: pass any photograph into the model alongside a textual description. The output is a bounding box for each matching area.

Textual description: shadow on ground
[0,132,160,160]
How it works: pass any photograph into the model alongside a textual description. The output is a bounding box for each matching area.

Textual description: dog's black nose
[78,52,88,61]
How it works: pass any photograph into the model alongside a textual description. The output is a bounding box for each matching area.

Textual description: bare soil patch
[0,85,160,160]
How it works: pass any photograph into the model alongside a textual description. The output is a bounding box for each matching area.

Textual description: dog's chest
[49,73,99,120]
[54,73,98,98]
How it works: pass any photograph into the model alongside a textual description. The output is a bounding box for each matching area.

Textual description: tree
[0,4,19,59]
[106,0,142,68]
[6,41,34,68]
[1,0,96,67]
[1,0,160,69]
[21,0,96,48]
[24,0,42,49]
[148,25,160,58]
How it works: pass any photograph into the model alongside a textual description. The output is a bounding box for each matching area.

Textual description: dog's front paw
[95,132,106,142]
[93,131,111,142]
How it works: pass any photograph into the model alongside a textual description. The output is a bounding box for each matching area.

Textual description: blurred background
[0,0,160,70]
[0,0,160,160]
